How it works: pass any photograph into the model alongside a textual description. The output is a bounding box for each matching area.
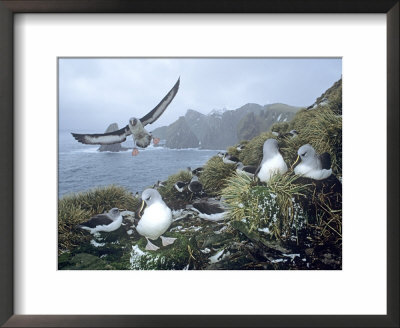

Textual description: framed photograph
[1,1,398,327]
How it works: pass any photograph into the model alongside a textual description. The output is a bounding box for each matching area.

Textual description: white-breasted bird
[78,208,122,234]
[71,78,180,156]
[256,139,288,182]
[292,144,332,180]
[136,189,176,251]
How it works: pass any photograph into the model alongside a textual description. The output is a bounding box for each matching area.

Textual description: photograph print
[58,58,342,270]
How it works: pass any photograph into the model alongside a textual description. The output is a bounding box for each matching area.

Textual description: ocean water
[58,131,221,198]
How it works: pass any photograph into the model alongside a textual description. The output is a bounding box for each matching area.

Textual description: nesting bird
[187,166,204,176]
[136,188,176,251]
[153,180,165,189]
[188,175,204,196]
[292,144,332,180]
[174,181,188,193]
[189,199,226,221]
[222,153,240,165]
[78,208,122,234]
[256,139,288,182]
[292,144,341,213]
[71,78,180,156]
[236,162,257,178]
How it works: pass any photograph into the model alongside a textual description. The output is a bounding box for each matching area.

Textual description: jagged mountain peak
[152,101,301,150]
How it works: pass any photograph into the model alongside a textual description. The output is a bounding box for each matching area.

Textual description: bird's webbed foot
[145,238,160,251]
[132,148,139,156]
[160,236,177,246]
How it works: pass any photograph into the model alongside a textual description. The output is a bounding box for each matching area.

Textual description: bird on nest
[291,144,342,210]
[78,208,122,235]
[256,138,288,182]
[188,198,226,221]
[71,78,180,156]
[136,188,176,251]
[292,144,332,180]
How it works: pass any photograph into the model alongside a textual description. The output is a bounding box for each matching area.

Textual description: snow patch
[209,249,225,263]
[90,240,105,247]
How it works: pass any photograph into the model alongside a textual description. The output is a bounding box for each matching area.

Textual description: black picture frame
[0,1,398,327]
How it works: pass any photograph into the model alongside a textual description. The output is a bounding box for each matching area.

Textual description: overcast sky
[59,58,341,132]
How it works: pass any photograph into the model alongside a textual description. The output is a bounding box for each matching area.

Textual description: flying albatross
[71,78,180,156]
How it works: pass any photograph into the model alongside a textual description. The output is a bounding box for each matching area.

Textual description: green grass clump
[199,156,236,195]
[227,146,241,158]
[58,185,139,254]
[158,169,192,203]
[221,172,309,240]
[238,132,275,166]
[271,121,290,134]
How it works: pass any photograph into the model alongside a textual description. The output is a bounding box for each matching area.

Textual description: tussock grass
[227,146,240,158]
[58,185,139,253]
[199,156,236,195]
[271,121,290,134]
[158,169,192,202]
[221,172,309,240]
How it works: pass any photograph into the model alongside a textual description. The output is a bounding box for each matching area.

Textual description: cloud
[59,58,341,132]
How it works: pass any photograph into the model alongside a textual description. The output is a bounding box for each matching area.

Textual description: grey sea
[58,131,221,198]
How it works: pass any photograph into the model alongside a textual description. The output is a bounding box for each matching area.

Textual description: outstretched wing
[71,125,131,145]
[140,77,180,126]
[319,152,331,170]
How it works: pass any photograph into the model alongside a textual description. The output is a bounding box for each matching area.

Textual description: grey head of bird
[108,208,121,219]
[138,188,163,218]
[262,138,280,161]
[129,118,139,127]
[292,144,319,170]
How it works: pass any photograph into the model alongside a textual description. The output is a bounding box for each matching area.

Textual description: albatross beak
[291,155,300,170]
[138,199,147,219]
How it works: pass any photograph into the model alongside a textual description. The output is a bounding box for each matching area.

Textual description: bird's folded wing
[140,77,180,126]
[319,152,332,170]
[71,125,131,145]
[254,158,263,177]
[192,202,225,215]
[80,214,114,228]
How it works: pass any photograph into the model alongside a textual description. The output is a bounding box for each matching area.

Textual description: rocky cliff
[98,123,129,152]
[165,117,200,149]
[152,103,300,149]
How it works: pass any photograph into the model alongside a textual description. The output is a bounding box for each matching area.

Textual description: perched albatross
[256,139,288,182]
[78,208,122,234]
[136,189,176,251]
[222,153,240,165]
[236,162,257,178]
[71,78,180,156]
[292,144,332,180]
